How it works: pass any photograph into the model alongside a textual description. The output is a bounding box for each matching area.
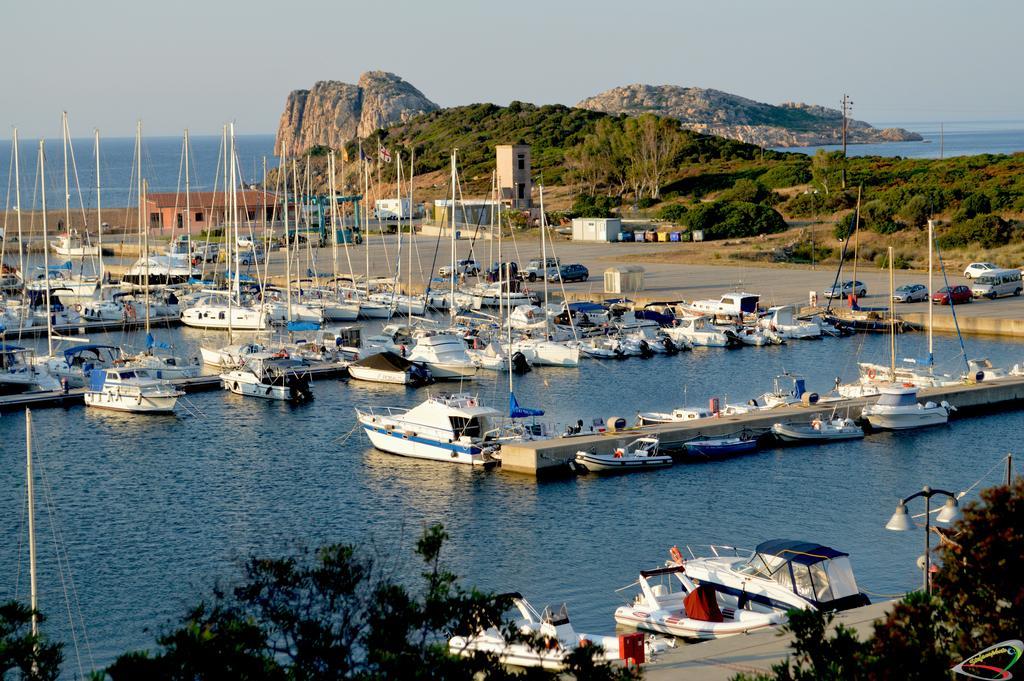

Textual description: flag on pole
[378,143,391,163]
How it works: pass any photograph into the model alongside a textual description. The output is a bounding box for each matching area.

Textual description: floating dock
[499,376,1024,476]
[0,316,182,339]
[0,362,349,411]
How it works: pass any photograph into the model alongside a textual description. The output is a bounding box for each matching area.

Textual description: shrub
[937,214,1012,249]
[759,163,812,189]
[684,200,787,240]
[897,195,930,228]
[657,203,688,223]
[636,196,657,209]
[953,192,993,222]
[875,252,911,269]
[570,194,617,218]
[719,178,772,204]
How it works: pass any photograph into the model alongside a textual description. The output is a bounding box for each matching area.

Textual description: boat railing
[355,405,411,420]
[684,544,754,560]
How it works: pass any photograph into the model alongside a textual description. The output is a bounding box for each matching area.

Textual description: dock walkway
[500,376,1024,475]
[643,599,894,680]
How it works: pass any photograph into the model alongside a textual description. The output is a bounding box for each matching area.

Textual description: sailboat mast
[363,148,370,296]
[280,152,291,322]
[927,218,934,367]
[25,408,38,637]
[40,141,53,358]
[184,129,192,254]
[408,149,414,326]
[851,186,861,306]
[94,129,103,282]
[889,245,896,382]
[143,179,151,334]
[13,129,25,285]
[449,150,457,322]
[540,183,549,328]
[230,124,240,302]
[62,112,71,236]
[288,158,299,324]
[329,151,339,298]
[223,126,233,344]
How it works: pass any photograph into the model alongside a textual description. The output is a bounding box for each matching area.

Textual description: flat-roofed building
[144,191,279,234]
[496,144,531,209]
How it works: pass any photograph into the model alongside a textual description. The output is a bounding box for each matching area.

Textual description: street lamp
[885,485,961,595]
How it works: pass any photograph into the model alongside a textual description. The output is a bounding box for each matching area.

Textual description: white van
[971,269,1022,299]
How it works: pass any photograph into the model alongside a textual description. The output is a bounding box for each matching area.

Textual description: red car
[931,285,973,305]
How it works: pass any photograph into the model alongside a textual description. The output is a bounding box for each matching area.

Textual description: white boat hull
[614,605,781,640]
[84,390,180,413]
[347,365,413,385]
[221,373,298,401]
[361,421,494,466]
[420,361,477,380]
[181,306,267,330]
[771,423,865,442]
[863,409,948,430]
[574,452,672,472]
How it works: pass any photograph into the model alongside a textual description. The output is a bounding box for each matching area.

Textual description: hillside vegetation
[282,102,1023,261]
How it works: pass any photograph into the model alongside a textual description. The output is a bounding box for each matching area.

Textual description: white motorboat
[1,345,61,394]
[683,292,760,319]
[758,305,822,340]
[615,563,783,640]
[123,344,201,380]
[861,384,952,430]
[347,351,434,386]
[181,293,268,330]
[664,316,741,347]
[220,354,314,402]
[450,594,637,671]
[200,342,268,368]
[508,338,581,367]
[406,333,478,380]
[467,341,508,371]
[670,540,870,617]
[579,337,626,360]
[574,437,671,473]
[637,406,714,426]
[50,231,99,257]
[35,343,122,388]
[368,291,426,315]
[750,373,813,409]
[261,299,324,325]
[771,415,864,442]
[963,358,1008,382]
[355,392,501,466]
[509,304,548,331]
[84,367,183,413]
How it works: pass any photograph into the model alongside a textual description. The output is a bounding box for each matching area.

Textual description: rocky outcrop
[275,71,438,156]
[577,84,921,147]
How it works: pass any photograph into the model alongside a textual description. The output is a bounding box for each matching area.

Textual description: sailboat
[861,247,954,430]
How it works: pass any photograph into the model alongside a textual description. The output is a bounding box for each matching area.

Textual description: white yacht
[664,316,740,347]
[406,333,477,380]
[450,595,629,670]
[1,345,61,394]
[508,337,581,367]
[181,293,268,330]
[347,351,434,386]
[615,563,782,640]
[861,384,952,430]
[84,368,183,413]
[355,392,502,466]
[200,342,268,368]
[119,254,197,287]
[220,354,314,402]
[509,304,548,331]
[666,540,870,618]
[772,414,865,442]
[757,305,822,340]
[51,231,100,257]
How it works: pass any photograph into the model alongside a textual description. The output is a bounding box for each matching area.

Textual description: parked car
[963,262,999,279]
[192,242,220,263]
[932,285,973,305]
[892,283,928,303]
[438,259,480,278]
[522,257,560,282]
[549,264,589,283]
[822,280,867,299]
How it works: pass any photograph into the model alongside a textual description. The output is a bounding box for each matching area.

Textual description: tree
[624,114,682,199]
[0,601,64,681]
[106,525,638,680]
[896,195,930,228]
[811,150,846,195]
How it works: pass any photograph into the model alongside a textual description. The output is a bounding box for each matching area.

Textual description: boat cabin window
[877,391,918,407]
[792,563,816,600]
[449,416,482,439]
[810,562,834,602]
[822,557,860,599]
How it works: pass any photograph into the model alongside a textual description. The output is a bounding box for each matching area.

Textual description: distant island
[274,73,920,155]
[576,84,921,148]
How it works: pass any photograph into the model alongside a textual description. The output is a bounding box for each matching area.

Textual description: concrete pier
[499,376,1024,475]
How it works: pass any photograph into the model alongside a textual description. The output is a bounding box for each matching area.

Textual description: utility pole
[840,94,853,189]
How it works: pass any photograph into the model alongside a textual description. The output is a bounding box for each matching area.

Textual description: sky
[4,0,1022,139]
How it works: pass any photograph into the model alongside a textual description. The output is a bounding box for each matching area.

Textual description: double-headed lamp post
[885,485,962,595]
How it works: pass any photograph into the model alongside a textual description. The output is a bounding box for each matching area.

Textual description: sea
[1,318,1022,671]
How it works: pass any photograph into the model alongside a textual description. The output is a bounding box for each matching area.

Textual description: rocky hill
[275,71,438,156]
[577,84,921,147]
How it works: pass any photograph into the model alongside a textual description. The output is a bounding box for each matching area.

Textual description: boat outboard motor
[723,329,743,348]
[409,363,434,387]
[638,340,653,358]
[661,337,679,355]
[510,351,531,375]
[287,373,314,403]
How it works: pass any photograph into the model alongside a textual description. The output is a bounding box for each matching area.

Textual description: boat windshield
[877,392,918,407]
[450,416,483,439]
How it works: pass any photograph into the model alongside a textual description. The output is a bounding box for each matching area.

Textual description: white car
[963,262,999,279]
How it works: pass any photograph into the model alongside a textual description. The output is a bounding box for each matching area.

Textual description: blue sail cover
[145,333,171,350]
[39,261,72,271]
[510,392,544,418]
[88,370,107,392]
[287,321,320,332]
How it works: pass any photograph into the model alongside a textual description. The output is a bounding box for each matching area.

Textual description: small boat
[0,345,61,394]
[450,593,644,670]
[355,392,501,466]
[861,384,953,430]
[681,434,758,459]
[637,407,714,426]
[220,353,314,402]
[50,231,99,257]
[466,341,508,371]
[347,350,434,386]
[579,337,626,359]
[200,342,267,369]
[574,437,670,473]
[614,560,783,640]
[36,343,123,388]
[664,315,742,348]
[84,367,184,413]
[406,333,478,380]
[772,415,864,442]
[758,305,822,340]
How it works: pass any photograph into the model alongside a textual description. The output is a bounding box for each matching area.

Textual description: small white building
[572,217,622,242]
[433,199,501,227]
[604,265,645,294]
[375,198,413,220]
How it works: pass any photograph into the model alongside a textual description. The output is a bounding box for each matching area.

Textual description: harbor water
[1,320,1022,668]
